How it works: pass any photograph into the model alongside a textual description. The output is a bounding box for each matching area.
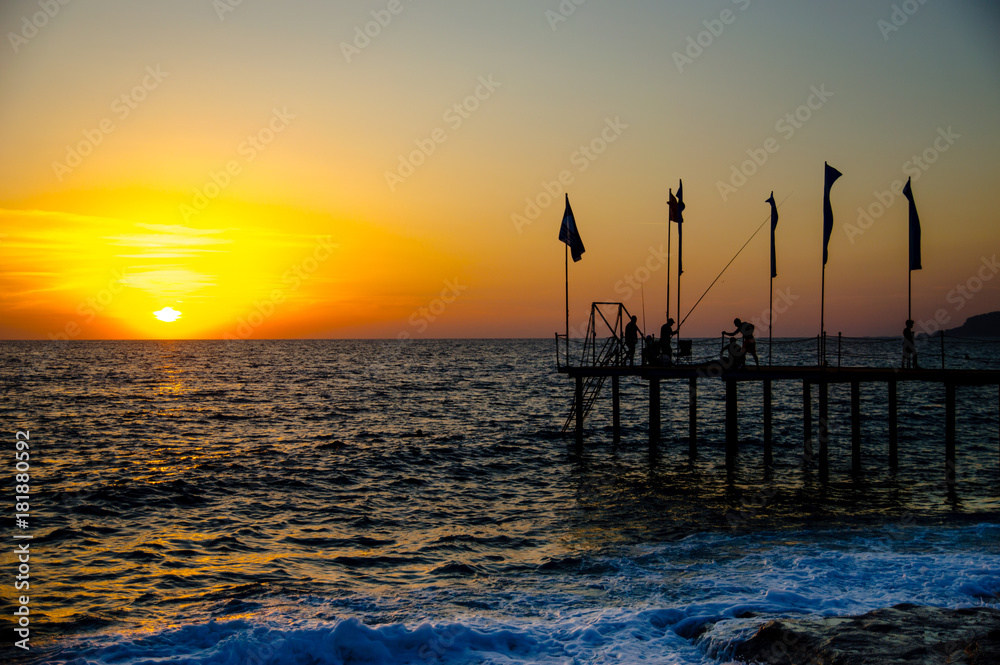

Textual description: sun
[153,307,182,323]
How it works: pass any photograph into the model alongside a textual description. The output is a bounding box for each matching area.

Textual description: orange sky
[1,1,998,340]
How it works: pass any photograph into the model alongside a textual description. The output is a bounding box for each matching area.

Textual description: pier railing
[560,327,997,373]
[555,302,637,370]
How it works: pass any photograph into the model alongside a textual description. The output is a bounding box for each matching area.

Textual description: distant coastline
[935,311,1000,339]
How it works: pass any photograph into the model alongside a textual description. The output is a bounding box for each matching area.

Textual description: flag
[766,191,778,278]
[669,180,686,275]
[558,194,585,262]
[902,177,922,271]
[822,162,842,265]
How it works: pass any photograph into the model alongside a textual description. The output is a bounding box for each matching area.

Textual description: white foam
[49,524,999,664]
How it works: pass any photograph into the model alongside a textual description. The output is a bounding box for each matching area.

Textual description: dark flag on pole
[766,191,778,278]
[558,194,585,262]
[822,162,842,265]
[669,180,686,275]
[902,177,922,271]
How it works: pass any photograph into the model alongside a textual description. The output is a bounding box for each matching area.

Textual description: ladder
[560,302,634,433]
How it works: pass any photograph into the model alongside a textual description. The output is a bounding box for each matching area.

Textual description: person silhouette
[723,318,759,366]
[902,319,918,369]
[624,315,639,366]
[659,317,676,365]
[722,337,746,369]
[642,334,658,366]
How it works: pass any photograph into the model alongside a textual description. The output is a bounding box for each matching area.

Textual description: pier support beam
[803,380,813,462]
[764,379,773,468]
[888,380,898,472]
[612,374,620,446]
[575,376,584,451]
[945,383,956,486]
[726,379,738,471]
[649,378,660,448]
[689,376,698,460]
[851,380,861,475]
[818,381,829,479]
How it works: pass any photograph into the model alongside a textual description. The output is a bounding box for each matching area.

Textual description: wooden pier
[559,363,1000,484]
[558,294,1000,490]
[556,303,1000,484]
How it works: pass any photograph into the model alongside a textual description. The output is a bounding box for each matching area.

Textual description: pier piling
[851,380,861,475]
[649,377,660,448]
[764,379,773,467]
[889,380,898,471]
[688,376,698,459]
[803,380,813,462]
[726,379,738,470]
[945,383,956,486]
[818,381,829,478]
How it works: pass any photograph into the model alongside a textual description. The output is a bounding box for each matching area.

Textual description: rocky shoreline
[730,604,1000,665]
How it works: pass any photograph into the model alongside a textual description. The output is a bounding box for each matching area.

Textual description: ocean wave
[42,613,714,665]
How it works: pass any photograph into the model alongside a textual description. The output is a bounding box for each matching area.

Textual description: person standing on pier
[660,317,676,365]
[723,318,759,366]
[624,315,640,366]
[902,319,918,369]
[642,334,658,366]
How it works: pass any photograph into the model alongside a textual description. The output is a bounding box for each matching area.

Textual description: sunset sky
[1,0,998,340]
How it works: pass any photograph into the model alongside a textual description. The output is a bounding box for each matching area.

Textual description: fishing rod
[680,193,791,328]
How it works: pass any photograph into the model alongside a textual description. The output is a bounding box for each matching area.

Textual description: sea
[1,337,999,664]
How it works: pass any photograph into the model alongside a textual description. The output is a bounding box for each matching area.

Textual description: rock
[940,311,1000,339]
[731,604,1000,665]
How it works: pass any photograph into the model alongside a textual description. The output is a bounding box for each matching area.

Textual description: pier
[557,303,1000,485]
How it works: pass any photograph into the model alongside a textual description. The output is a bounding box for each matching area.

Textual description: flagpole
[565,243,569,365]
[903,176,921,326]
[767,191,776,366]
[676,182,684,347]
[677,257,682,344]
[769,273,774,366]
[820,163,841,367]
[677,220,682,344]
[666,205,672,326]
[908,267,912,323]
[820,264,826,366]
